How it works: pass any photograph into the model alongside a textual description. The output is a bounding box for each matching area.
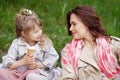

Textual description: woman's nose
[69,26,73,31]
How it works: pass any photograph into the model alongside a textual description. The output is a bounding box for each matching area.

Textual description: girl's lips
[37,37,41,39]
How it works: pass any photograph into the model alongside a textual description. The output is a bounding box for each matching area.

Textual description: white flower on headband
[25,9,33,16]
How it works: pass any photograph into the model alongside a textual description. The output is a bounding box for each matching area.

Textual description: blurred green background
[0,0,120,66]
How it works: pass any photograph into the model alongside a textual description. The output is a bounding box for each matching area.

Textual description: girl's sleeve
[42,45,59,69]
[2,39,18,68]
[60,44,76,80]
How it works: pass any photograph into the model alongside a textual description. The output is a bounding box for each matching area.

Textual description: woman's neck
[84,34,96,49]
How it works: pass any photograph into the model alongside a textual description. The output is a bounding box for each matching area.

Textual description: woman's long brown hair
[67,5,109,39]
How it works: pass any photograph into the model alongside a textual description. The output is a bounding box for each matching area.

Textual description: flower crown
[24,9,33,16]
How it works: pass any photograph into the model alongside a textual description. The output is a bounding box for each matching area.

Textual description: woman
[60,5,120,80]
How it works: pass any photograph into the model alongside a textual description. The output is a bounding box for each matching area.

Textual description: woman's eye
[71,22,76,26]
[73,23,76,25]
[72,23,76,26]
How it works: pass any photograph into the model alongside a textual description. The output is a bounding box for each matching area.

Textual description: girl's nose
[38,30,42,35]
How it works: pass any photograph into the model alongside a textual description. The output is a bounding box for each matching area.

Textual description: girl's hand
[9,54,29,69]
[27,54,35,65]
[27,54,36,69]
[21,54,29,65]
[36,61,46,69]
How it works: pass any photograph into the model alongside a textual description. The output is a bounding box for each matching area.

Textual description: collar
[17,37,27,46]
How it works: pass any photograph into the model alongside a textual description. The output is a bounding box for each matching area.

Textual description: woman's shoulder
[110,36,120,41]
[110,36,120,54]
[110,36,120,44]
[62,40,74,53]
[63,41,71,48]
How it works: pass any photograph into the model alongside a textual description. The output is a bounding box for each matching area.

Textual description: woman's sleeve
[60,44,76,80]
[2,39,18,68]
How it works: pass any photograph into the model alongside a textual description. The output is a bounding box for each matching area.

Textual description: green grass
[0,0,120,66]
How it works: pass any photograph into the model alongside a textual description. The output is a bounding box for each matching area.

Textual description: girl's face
[69,13,89,39]
[23,25,42,45]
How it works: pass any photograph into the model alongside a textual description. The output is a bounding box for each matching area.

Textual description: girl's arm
[42,46,59,70]
[9,55,28,69]
[31,45,58,70]
[35,61,46,69]
[2,39,18,68]
[2,39,28,69]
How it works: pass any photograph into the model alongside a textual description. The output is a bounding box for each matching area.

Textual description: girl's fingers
[27,55,35,64]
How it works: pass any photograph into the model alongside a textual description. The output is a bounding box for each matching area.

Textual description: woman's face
[69,13,89,39]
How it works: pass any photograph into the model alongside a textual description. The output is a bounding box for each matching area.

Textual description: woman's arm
[60,44,76,80]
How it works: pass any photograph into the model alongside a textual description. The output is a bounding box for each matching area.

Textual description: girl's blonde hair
[16,8,42,38]
[39,34,53,51]
[16,8,52,50]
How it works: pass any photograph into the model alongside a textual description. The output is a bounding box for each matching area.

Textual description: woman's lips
[72,31,76,35]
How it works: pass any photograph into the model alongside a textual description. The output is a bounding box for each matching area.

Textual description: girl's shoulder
[11,37,26,46]
[10,38,19,46]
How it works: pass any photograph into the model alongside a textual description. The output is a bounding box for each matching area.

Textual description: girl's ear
[21,31,26,37]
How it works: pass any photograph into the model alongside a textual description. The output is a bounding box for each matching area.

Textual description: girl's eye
[35,31,38,33]
[35,29,41,33]
[35,30,39,33]
[40,27,42,29]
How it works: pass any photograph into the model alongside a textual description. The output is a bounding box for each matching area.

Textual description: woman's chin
[73,37,81,40]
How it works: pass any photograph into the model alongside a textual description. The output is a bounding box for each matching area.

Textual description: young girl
[0,9,61,80]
